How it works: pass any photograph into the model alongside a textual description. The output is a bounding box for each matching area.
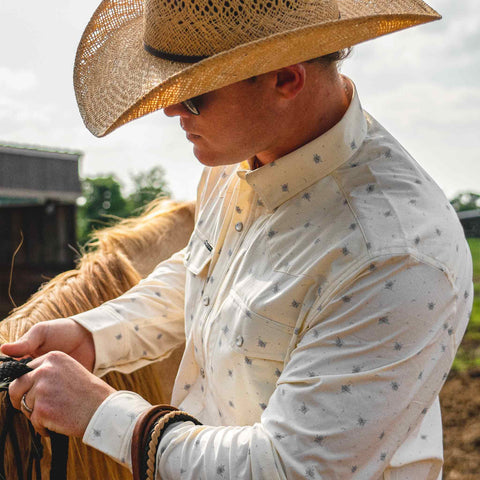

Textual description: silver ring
[21,393,33,414]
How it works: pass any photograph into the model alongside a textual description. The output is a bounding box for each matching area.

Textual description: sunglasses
[182,96,201,115]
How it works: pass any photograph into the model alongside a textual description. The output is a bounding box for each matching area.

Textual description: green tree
[77,175,128,245]
[76,167,171,246]
[450,192,480,212]
[127,166,171,214]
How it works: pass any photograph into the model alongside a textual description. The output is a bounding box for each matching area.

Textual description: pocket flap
[227,290,294,362]
[184,229,213,276]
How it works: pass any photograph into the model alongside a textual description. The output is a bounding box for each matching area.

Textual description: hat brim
[74,0,440,137]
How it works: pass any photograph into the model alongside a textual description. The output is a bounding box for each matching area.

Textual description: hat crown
[144,0,340,58]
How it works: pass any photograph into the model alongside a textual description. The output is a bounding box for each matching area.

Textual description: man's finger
[8,372,34,411]
[0,324,46,358]
[31,420,49,438]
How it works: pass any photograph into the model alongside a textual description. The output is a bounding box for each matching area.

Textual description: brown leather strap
[143,43,207,63]
[145,411,202,480]
[132,405,178,480]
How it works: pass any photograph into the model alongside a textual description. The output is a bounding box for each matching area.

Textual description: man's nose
[164,102,189,117]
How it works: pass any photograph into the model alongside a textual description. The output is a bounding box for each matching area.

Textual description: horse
[0,198,195,479]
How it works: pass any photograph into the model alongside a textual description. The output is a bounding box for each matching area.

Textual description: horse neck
[97,201,195,278]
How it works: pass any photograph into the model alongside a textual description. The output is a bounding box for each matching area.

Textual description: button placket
[201,177,255,380]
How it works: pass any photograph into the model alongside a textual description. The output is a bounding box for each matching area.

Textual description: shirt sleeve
[155,255,470,479]
[83,254,472,479]
[72,248,187,377]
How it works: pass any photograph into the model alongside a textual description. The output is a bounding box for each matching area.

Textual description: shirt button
[235,222,243,232]
[185,251,191,262]
[200,368,205,378]
[203,296,210,306]
[236,335,244,347]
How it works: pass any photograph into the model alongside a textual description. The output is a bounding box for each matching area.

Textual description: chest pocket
[223,290,294,363]
[184,229,213,276]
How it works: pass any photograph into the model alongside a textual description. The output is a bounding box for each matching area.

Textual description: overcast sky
[1,0,479,202]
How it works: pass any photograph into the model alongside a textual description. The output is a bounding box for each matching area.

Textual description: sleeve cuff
[83,390,152,468]
[72,305,129,376]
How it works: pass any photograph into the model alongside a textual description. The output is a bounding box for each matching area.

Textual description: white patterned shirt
[74,82,473,480]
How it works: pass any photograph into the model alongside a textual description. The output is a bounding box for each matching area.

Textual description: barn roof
[457,209,480,220]
[0,142,82,203]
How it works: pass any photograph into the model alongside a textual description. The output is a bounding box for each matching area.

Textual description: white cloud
[0,67,37,92]
[0,98,53,133]
[365,83,480,130]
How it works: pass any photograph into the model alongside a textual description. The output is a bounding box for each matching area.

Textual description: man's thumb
[1,326,43,358]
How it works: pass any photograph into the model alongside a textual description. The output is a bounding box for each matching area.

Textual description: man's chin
[192,147,216,166]
[193,146,238,167]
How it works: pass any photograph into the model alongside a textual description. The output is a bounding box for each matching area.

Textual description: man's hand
[8,351,115,437]
[1,318,95,372]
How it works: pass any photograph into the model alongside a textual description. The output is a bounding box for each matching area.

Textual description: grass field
[453,237,480,370]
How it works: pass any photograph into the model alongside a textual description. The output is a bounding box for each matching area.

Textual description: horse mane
[90,198,196,277]
[0,198,194,479]
[1,251,141,343]
[91,198,190,251]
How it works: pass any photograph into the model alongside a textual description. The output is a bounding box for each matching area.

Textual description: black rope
[26,422,43,480]
[0,357,32,480]
[8,398,29,480]
[49,433,69,480]
[0,356,69,480]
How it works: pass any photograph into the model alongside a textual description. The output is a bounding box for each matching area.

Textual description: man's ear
[274,64,306,99]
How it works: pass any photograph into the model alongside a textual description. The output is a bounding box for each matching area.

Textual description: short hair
[247,47,352,83]
[310,47,353,66]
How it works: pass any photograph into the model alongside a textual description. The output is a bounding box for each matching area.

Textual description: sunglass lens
[182,99,200,115]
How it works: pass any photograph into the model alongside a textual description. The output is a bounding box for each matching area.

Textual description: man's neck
[250,73,352,169]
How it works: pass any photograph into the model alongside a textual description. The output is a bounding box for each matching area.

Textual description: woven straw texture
[74,0,440,137]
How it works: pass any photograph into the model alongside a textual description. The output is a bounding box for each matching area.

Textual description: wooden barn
[458,209,480,238]
[0,143,82,319]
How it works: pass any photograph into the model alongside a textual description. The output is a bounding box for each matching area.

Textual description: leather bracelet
[132,405,201,480]
[132,405,178,480]
[144,410,202,480]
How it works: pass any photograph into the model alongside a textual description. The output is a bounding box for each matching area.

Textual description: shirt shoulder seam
[316,250,455,314]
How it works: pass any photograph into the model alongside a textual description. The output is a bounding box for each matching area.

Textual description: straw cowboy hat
[74,0,440,137]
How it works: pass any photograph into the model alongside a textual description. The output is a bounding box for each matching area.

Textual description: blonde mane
[2,251,141,341]
[91,198,195,277]
[0,198,195,479]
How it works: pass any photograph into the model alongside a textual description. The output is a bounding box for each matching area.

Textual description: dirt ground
[441,369,480,479]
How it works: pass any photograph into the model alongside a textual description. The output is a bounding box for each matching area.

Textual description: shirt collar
[237,79,367,211]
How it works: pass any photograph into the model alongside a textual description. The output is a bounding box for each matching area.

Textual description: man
[1,0,473,479]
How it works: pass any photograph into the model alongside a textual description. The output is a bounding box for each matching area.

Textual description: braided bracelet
[132,405,201,480]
